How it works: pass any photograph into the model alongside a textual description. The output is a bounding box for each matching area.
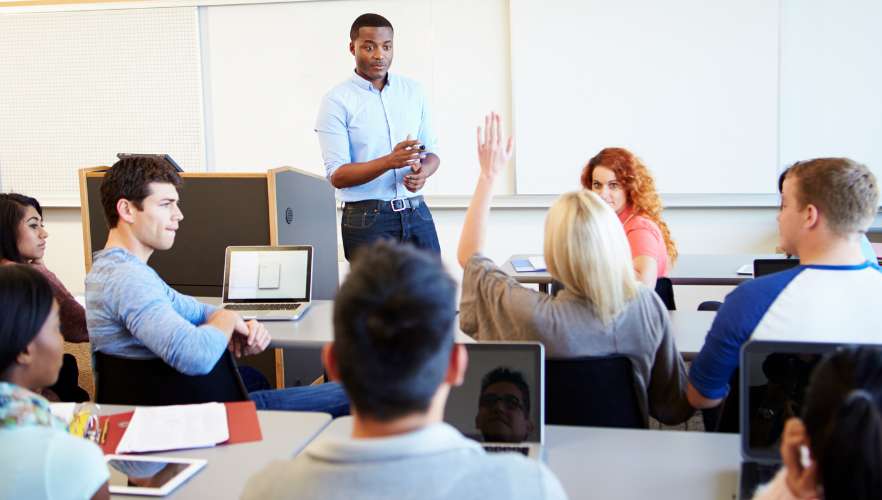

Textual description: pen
[99,418,109,445]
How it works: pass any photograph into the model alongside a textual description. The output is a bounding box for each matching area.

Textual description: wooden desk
[504,253,782,290]
[310,417,740,500]
[101,405,331,499]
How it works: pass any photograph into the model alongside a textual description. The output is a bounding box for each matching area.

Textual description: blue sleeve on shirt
[315,94,352,178]
[689,267,805,399]
[110,264,228,375]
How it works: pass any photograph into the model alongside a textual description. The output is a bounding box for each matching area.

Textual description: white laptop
[221,245,313,321]
[444,341,545,460]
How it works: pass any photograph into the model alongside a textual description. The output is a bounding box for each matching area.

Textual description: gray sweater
[460,255,693,425]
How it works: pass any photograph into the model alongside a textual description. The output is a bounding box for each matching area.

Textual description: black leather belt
[343,196,423,213]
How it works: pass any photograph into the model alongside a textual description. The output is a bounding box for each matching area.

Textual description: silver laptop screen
[444,343,543,444]
[225,247,311,302]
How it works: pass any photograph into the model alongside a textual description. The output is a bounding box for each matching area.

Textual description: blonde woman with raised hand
[457,112,692,426]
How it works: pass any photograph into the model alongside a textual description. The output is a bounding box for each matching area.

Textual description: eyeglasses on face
[479,393,525,411]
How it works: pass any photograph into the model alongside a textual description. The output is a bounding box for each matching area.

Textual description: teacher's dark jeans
[341,197,441,261]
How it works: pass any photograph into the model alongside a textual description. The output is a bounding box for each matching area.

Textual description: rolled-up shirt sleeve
[315,95,352,178]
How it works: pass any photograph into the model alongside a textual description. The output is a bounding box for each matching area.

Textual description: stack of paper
[528,256,547,272]
[116,403,229,454]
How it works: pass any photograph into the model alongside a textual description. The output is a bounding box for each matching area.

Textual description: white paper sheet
[49,402,76,425]
[736,264,753,275]
[116,403,229,454]
[528,256,547,272]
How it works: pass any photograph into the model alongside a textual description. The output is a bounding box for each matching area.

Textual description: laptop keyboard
[225,303,301,311]
[739,461,779,499]
[483,445,530,456]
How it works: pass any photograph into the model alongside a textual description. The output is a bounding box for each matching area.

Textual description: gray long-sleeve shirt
[85,247,227,375]
[459,255,693,425]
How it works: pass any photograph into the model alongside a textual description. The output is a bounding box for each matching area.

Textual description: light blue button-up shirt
[315,72,439,202]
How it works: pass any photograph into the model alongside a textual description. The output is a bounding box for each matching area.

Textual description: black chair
[545,355,646,428]
[653,277,676,311]
[697,301,722,312]
[94,350,249,406]
[551,277,676,311]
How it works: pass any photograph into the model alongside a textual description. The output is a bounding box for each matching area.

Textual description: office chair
[545,355,646,428]
[697,301,722,311]
[551,277,676,311]
[701,368,740,433]
[94,350,249,406]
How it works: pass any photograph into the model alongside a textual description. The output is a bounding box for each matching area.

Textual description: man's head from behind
[475,367,534,443]
[326,240,460,422]
[778,158,879,255]
[100,157,183,252]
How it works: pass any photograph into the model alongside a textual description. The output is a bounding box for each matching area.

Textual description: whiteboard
[779,0,882,181]
[0,7,205,206]
[510,0,780,196]
[201,0,512,195]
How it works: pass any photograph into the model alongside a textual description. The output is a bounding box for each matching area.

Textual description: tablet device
[106,455,206,496]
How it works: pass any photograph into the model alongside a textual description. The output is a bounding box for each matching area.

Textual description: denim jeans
[341,197,441,261]
[249,382,350,418]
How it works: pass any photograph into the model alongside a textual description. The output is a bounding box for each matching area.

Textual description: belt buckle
[390,198,407,212]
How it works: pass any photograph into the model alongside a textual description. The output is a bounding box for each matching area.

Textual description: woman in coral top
[582,148,677,286]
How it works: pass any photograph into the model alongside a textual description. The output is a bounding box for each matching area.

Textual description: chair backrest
[94,350,249,406]
[545,355,646,428]
[653,277,676,310]
[553,277,676,311]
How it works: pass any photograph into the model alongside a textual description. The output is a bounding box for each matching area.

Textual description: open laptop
[444,342,545,460]
[737,340,845,499]
[221,245,313,320]
[753,258,800,278]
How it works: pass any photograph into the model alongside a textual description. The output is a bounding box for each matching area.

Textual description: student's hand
[476,112,513,182]
[780,418,819,499]
[230,320,271,357]
[385,135,423,170]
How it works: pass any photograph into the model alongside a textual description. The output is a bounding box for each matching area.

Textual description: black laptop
[737,340,847,499]
[752,258,800,278]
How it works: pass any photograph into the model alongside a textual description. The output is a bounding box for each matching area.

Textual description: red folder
[98,401,263,455]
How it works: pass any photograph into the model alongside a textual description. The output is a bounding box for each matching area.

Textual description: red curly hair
[581,147,678,263]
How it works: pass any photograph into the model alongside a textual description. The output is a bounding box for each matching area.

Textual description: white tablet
[105,455,206,496]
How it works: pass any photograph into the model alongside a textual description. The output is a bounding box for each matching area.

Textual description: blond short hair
[787,158,879,236]
[544,190,639,324]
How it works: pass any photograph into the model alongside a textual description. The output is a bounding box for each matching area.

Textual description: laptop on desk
[738,340,846,499]
[753,258,799,278]
[221,245,313,321]
[444,342,545,460]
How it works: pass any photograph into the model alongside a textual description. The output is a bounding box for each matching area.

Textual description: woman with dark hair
[581,148,677,286]
[0,265,109,499]
[0,193,89,401]
[753,346,882,500]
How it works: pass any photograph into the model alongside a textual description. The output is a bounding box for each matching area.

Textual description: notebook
[737,340,843,499]
[222,245,313,320]
[444,342,545,460]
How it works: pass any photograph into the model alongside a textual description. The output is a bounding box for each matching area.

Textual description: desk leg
[274,348,285,389]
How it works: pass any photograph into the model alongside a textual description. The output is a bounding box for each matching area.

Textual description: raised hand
[476,112,513,182]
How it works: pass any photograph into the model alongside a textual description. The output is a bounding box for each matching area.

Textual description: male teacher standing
[316,13,441,260]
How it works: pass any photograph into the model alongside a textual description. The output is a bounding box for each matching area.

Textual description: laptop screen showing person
[223,246,312,303]
[444,342,544,456]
